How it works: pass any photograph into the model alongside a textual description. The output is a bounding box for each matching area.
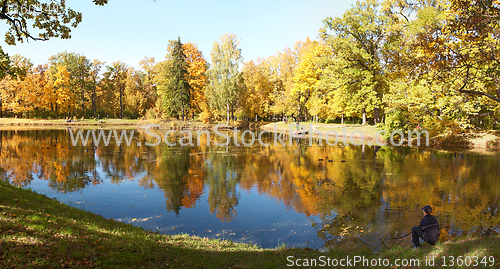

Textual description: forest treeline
[1,0,500,136]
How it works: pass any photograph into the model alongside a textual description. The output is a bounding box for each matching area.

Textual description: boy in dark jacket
[412,205,439,249]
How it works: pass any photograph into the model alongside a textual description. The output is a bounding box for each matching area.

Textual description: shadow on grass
[380,236,500,267]
[2,181,499,268]
[0,181,323,268]
[237,120,270,130]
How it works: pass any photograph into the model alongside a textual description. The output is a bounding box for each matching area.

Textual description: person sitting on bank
[412,205,439,249]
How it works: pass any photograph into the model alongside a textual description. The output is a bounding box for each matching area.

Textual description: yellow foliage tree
[241,60,273,120]
[53,65,75,115]
[183,42,209,119]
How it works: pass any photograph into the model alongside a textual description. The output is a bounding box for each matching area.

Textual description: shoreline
[1,180,499,268]
[261,122,500,151]
[0,118,498,151]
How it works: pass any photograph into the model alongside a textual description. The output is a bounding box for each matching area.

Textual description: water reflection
[0,129,499,250]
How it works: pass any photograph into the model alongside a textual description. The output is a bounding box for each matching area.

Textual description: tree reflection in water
[0,129,498,249]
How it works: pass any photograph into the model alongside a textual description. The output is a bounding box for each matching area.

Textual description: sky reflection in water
[1,129,499,250]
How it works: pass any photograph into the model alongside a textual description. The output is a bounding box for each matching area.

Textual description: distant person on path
[411,205,439,249]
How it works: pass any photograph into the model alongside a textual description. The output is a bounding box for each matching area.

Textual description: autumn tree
[138,57,160,113]
[0,48,16,79]
[125,67,150,118]
[103,62,128,118]
[183,43,208,118]
[320,0,391,124]
[87,60,105,118]
[405,0,500,129]
[0,56,36,117]
[49,52,91,117]
[241,60,273,120]
[206,33,243,122]
[0,1,108,78]
[291,39,330,122]
[52,65,74,115]
[379,0,491,132]
[264,48,297,119]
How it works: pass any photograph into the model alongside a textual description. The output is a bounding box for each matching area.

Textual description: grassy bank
[1,181,499,268]
[1,118,499,150]
[0,181,320,268]
[0,118,144,127]
[262,122,385,143]
[261,122,500,150]
[0,118,237,130]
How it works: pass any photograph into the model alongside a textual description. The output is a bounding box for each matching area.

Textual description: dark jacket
[418,214,440,244]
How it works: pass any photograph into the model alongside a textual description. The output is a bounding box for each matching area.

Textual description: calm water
[1,128,499,251]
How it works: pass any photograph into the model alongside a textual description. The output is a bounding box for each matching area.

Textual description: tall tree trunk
[181,106,185,121]
[81,91,84,118]
[120,87,123,119]
[362,107,367,125]
[92,87,96,118]
[226,102,229,122]
[341,113,344,124]
[81,78,85,118]
[374,107,380,124]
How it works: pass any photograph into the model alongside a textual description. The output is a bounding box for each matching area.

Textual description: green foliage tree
[159,37,191,121]
[320,0,392,125]
[103,61,128,118]
[0,1,108,79]
[125,67,152,118]
[206,33,243,122]
[0,0,108,45]
[49,52,91,117]
[88,59,105,118]
[265,48,297,118]
[138,57,160,115]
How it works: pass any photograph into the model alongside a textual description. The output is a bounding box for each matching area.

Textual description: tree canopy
[1,0,499,137]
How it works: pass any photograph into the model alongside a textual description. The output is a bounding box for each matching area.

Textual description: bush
[380,109,410,140]
[198,110,213,124]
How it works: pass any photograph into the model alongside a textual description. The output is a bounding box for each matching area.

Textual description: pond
[1,128,499,251]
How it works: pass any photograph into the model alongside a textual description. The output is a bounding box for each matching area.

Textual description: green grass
[262,122,383,142]
[1,181,499,268]
[0,118,144,126]
[0,181,323,268]
[0,118,239,130]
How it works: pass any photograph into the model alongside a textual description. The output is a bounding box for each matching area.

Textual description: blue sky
[0,0,356,68]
